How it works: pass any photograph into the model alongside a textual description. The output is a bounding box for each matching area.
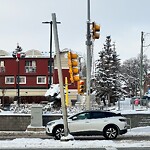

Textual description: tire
[46,132,51,136]
[53,125,64,140]
[103,126,118,140]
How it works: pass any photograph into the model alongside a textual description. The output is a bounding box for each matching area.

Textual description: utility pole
[86,0,92,110]
[140,31,144,101]
[52,13,69,139]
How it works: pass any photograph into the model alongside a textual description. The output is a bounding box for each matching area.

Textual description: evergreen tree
[94,36,121,106]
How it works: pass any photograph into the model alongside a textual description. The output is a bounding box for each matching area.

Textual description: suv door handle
[85,121,89,123]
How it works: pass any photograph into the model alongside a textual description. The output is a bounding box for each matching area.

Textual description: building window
[0,61,5,73]
[25,61,36,73]
[5,76,14,84]
[18,76,26,84]
[37,76,46,84]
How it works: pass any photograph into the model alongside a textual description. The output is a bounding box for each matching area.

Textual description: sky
[1,0,150,62]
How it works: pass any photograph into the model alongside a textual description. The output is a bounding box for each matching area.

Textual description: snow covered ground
[1,97,150,115]
[0,98,150,148]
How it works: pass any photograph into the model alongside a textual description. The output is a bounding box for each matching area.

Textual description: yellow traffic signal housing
[68,51,80,83]
[92,22,100,40]
[78,80,85,94]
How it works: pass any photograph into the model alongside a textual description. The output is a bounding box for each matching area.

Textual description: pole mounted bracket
[86,41,92,46]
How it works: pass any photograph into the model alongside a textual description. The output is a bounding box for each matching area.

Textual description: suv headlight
[119,118,127,122]
[47,121,55,126]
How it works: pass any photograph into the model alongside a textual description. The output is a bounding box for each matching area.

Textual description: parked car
[46,110,128,140]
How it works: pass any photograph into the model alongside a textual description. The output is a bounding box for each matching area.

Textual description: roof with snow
[0,50,10,56]
[25,49,42,57]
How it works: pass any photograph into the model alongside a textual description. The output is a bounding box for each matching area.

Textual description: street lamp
[12,44,26,106]
[42,21,61,88]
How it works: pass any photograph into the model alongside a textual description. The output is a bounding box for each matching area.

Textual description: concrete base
[26,125,45,132]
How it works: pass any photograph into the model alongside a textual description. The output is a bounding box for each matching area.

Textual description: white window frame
[19,76,26,84]
[0,61,4,67]
[25,60,36,73]
[5,76,15,84]
[37,76,46,84]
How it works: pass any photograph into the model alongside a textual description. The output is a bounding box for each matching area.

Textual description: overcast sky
[1,0,150,61]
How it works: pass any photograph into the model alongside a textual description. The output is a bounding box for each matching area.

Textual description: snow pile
[1,97,150,115]
[45,84,60,98]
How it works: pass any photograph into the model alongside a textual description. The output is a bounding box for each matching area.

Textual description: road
[0,148,149,150]
[0,135,149,150]
[0,133,150,141]
[0,133,149,150]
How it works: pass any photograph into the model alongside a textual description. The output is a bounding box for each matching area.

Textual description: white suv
[46,110,128,140]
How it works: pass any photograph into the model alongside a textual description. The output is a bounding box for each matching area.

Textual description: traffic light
[92,22,100,40]
[68,51,80,83]
[77,80,85,94]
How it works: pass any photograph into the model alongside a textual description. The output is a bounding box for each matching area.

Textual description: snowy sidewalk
[0,131,50,139]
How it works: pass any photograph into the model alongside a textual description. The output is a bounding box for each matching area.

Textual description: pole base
[60,134,74,141]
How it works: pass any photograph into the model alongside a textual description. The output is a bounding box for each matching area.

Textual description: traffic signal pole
[140,31,144,101]
[86,0,92,110]
[52,13,69,139]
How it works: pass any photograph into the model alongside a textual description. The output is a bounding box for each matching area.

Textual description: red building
[0,49,78,105]
[0,49,53,104]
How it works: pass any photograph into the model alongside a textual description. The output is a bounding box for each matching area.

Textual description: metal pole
[65,77,69,107]
[17,59,20,106]
[118,98,120,111]
[86,0,92,110]
[52,13,69,138]
[49,21,52,88]
[42,21,61,88]
[140,31,144,102]
[12,44,25,107]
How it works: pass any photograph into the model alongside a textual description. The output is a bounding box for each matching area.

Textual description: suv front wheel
[103,125,118,139]
[53,125,64,140]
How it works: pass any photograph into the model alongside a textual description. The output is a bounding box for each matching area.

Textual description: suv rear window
[91,111,122,119]
[91,112,105,119]
[105,112,122,117]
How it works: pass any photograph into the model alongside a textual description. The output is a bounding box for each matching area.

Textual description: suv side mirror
[72,116,77,120]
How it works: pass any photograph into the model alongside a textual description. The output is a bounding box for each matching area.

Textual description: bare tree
[120,55,150,96]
